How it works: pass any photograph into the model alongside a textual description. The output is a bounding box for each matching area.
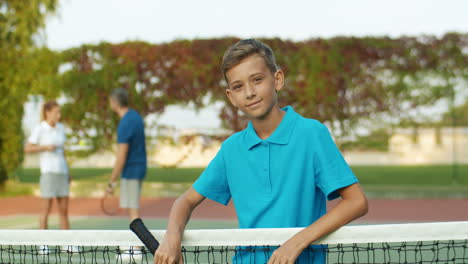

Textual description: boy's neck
[251,107,285,140]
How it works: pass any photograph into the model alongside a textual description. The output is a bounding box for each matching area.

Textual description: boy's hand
[154,187,204,264]
[153,237,183,264]
[267,238,304,264]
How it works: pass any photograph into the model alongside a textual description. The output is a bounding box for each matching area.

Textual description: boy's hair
[221,39,279,84]
[110,88,129,107]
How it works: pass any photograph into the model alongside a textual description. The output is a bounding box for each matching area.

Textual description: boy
[154,39,368,264]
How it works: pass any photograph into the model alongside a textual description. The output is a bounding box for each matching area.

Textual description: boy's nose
[245,84,256,99]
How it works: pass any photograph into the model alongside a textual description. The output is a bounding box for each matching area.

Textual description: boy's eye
[232,84,242,90]
[254,77,263,83]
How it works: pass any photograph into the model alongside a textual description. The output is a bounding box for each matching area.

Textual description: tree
[0,0,58,186]
[440,100,468,127]
[38,34,467,155]
[56,39,235,154]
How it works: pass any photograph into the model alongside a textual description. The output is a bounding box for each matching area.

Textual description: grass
[0,180,34,197]
[15,167,204,183]
[352,165,468,185]
[14,165,468,185]
[6,165,468,198]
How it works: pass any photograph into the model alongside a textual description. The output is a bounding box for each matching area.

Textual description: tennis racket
[100,188,119,216]
[129,218,160,255]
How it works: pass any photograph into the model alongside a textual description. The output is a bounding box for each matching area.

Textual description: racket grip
[129,218,160,255]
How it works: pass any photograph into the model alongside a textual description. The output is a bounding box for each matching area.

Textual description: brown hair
[221,39,279,84]
[41,101,59,121]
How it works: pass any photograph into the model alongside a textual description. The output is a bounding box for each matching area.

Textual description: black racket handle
[130,218,160,255]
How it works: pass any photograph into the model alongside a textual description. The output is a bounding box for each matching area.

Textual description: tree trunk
[0,165,7,190]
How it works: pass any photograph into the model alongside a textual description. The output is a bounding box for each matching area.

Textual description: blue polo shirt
[117,109,147,180]
[192,106,358,263]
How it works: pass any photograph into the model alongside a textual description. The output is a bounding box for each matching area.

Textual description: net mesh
[1,222,467,264]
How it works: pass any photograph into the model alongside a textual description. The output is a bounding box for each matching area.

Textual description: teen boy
[154,39,368,264]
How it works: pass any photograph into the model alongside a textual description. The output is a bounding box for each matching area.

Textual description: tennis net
[1,221,467,264]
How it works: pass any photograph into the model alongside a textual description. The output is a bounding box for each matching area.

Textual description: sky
[26,0,467,132]
[45,0,468,50]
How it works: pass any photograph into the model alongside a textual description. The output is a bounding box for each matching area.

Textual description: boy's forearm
[163,196,196,244]
[163,188,205,246]
[290,196,368,249]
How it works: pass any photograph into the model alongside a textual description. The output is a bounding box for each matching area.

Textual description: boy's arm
[268,183,368,264]
[154,187,205,264]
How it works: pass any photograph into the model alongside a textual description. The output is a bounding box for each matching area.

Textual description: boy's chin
[242,104,278,120]
[243,109,269,121]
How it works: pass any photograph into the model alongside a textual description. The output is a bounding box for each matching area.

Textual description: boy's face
[225,54,284,120]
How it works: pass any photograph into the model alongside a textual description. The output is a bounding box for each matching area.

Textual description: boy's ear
[225,88,238,108]
[274,69,285,92]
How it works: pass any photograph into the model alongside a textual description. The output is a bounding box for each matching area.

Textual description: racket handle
[129,218,160,255]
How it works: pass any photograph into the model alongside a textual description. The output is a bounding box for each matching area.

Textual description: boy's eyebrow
[229,71,265,86]
[229,80,242,87]
[249,72,264,78]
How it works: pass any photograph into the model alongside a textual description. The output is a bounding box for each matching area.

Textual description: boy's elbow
[350,184,368,217]
[175,193,193,208]
[342,184,369,218]
[357,195,369,217]
[177,187,205,209]
[348,191,368,218]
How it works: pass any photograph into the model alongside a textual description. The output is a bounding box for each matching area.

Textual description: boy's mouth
[246,99,262,108]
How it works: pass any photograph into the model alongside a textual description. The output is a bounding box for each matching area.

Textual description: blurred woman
[24,100,71,230]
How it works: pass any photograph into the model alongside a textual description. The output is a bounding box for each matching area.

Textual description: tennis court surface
[1,197,468,263]
[2,197,468,223]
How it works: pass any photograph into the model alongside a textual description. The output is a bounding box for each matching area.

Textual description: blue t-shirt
[192,106,358,263]
[117,109,147,179]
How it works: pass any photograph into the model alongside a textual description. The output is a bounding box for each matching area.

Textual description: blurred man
[108,88,147,221]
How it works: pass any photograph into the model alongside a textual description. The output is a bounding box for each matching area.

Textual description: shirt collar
[244,106,298,150]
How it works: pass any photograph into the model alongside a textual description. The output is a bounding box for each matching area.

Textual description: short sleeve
[314,124,358,200]
[192,147,231,205]
[117,119,132,144]
[28,126,41,144]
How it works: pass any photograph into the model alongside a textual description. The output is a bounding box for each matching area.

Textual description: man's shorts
[120,178,142,209]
